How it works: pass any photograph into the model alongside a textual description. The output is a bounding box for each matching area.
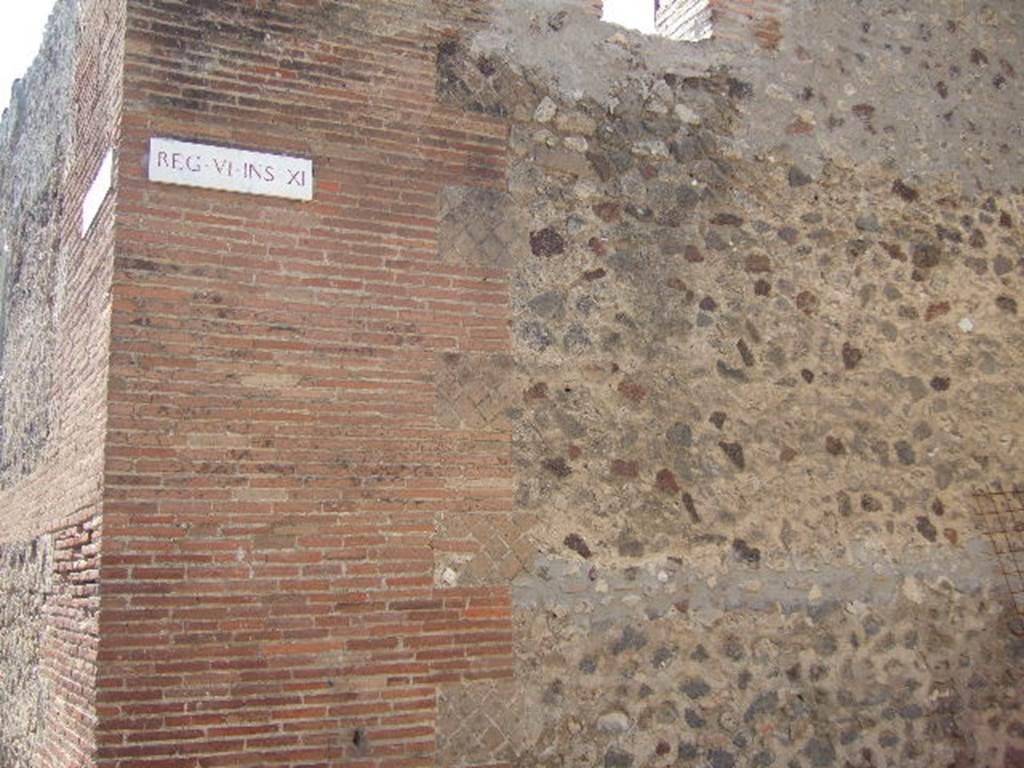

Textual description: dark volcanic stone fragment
[612,626,647,656]
[709,750,737,768]
[587,151,615,181]
[745,691,780,722]
[996,295,1018,314]
[667,422,693,448]
[881,242,906,261]
[930,376,950,392]
[737,339,755,367]
[778,226,799,244]
[837,492,853,517]
[543,457,572,478]
[605,748,634,768]
[912,243,941,269]
[520,320,554,351]
[719,442,745,469]
[894,441,916,465]
[924,301,950,321]
[717,360,748,383]
[712,213,744,227]
[803,737,836,767]
[796,291,819,315]
[681,678,711,699]
[842,342,863,370]
[528,290,565,320]
[593,202,620,222]
[563,533,591,559]
[892,179,920,202]
[916,516,938,542]
[710,412,727,429]
[611,459,639,479]
[682,492,701,523]
[655,469,681,495]
[618,379,647,403]
[671,139,703,165]
[652,645,677,668]
[617,531,644,558]
[1004,746,1024,768]
[732,538,761,565]
[745,253,772,273]
[727,78,754,99]
[525,382,548,401]
[855,213,881,231]
[685,708,705,728]
[861,495,883,512]
[825,436,845,456]
[530,227,566,257]
[788,166,812,187]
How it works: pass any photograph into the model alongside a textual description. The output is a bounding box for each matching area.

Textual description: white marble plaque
[81,149,113,235]
[148,138,313,201]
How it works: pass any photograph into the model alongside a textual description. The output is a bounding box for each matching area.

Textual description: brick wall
[710,0,784,50]
[0,0,123,764]
[97,1,515,765]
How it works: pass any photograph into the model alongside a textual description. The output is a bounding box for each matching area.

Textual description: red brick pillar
[95,1,517,766]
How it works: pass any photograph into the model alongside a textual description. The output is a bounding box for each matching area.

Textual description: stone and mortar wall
[437,1,1024,766]
[0,0,124,764]
[0,539,55,767]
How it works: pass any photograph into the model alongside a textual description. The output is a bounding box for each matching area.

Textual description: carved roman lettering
[149,138,312,201]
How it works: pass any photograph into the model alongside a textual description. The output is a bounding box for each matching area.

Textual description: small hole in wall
[601,0,656,34]
[602,0,714,42]
[351,728,369,754]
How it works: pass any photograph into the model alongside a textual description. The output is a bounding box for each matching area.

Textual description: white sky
[602,0,656,34]
[0,4,52,116]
